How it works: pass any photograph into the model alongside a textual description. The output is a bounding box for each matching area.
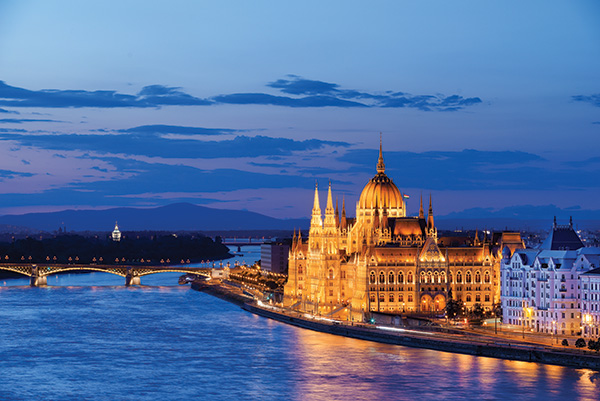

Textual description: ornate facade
[284,140,519,322]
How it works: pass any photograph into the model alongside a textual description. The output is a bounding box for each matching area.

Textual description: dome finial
[377,132,385,173]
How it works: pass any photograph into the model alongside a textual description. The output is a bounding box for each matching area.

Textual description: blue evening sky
[0,1,598,219]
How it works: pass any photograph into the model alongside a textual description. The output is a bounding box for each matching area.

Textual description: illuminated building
[284,139,517,321]
[501,218,600,336]
[112,221,122,242]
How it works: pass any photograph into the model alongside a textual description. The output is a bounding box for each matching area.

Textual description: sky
[0,1,598,221]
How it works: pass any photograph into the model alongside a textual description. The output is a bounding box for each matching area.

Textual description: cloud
[0,78,481,111]
[0,118,64,123]
[120,124,237,136]
[0,132,351,159]
[572,94,600,107]
[257,75,482,111]
[0,169,33,180]
[0,81,212,108]
[213,93,368,108]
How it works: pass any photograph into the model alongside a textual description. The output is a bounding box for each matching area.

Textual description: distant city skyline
[0,1,598,219]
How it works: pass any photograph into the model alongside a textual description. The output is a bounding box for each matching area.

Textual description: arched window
[484,271,490,283]
[475,272,481,283]
[407,272,413,284]
[466,271,472,283]
[457,272,462,284]
[398,272,404,284]
[379,271,386,284]
[369,271,376,284]
[389,272,395,284]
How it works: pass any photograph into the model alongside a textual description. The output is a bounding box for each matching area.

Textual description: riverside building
[283,140,519,322]
[501,218,600,337]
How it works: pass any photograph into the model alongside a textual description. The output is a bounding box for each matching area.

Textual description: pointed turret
[427,194,436,238]
[340,197,347,230]
[310,182,323,232]
[376,132,385,173]
[419,193,424,219]
[323,181,338,231]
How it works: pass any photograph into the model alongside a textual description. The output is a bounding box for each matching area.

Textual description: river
[0,245,599,400]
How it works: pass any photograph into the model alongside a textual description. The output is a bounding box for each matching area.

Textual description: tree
[575,338,586,348]
[472,303,484,319]
[588,339,596,351]
[445,298,462,319]
[561,339,569,347]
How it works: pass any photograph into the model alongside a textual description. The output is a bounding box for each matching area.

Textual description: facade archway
[433,294,446,312]
[420,294,433,312]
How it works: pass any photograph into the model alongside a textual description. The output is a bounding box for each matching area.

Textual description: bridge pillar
[30,265,47,287]
[125,274,141,286]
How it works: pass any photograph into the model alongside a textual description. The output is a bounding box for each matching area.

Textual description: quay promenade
[191,279,600,371]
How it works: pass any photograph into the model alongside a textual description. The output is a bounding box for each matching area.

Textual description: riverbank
[191,280,600,371]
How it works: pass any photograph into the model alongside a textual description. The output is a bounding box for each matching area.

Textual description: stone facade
[284,141,516,322]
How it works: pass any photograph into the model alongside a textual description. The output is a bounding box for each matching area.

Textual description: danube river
[1,246,599,400]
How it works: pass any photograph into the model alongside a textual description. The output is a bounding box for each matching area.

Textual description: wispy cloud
[0,77,482,111]
[572,94,600,107]
[119,124,237,136]
[0,81,212,108]
[0,118,64,124]
[0,131,351,159]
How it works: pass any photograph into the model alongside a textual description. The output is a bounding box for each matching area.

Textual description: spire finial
[377,132,385,173]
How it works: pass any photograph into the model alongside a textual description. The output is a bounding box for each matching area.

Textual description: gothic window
[389,272,395,284]
[370,271,376,284]
[466,271,472,284]
[475,272,481,284]
[379,272,386,284]
[398,272,404,284]
[457,272,462,283]
[484,271,490,284]
[389,293,394,302]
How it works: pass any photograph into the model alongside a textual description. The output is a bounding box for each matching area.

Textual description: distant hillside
[0,203,310,232]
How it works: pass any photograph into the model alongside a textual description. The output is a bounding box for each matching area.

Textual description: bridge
[0,263,213,287]
[221,238,267,252]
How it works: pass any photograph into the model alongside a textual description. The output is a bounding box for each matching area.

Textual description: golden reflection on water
[284,326,600,401]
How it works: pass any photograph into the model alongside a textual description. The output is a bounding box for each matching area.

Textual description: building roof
[539,218,584,251]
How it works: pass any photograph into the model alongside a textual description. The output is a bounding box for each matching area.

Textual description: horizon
[0,1,599,220]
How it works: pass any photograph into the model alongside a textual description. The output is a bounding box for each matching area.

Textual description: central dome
[357,137,405,216]
[358,171,403,209]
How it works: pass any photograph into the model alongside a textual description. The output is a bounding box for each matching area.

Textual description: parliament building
[283,140,523,322]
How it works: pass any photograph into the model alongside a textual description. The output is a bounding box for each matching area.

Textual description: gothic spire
[376,132,385,174]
